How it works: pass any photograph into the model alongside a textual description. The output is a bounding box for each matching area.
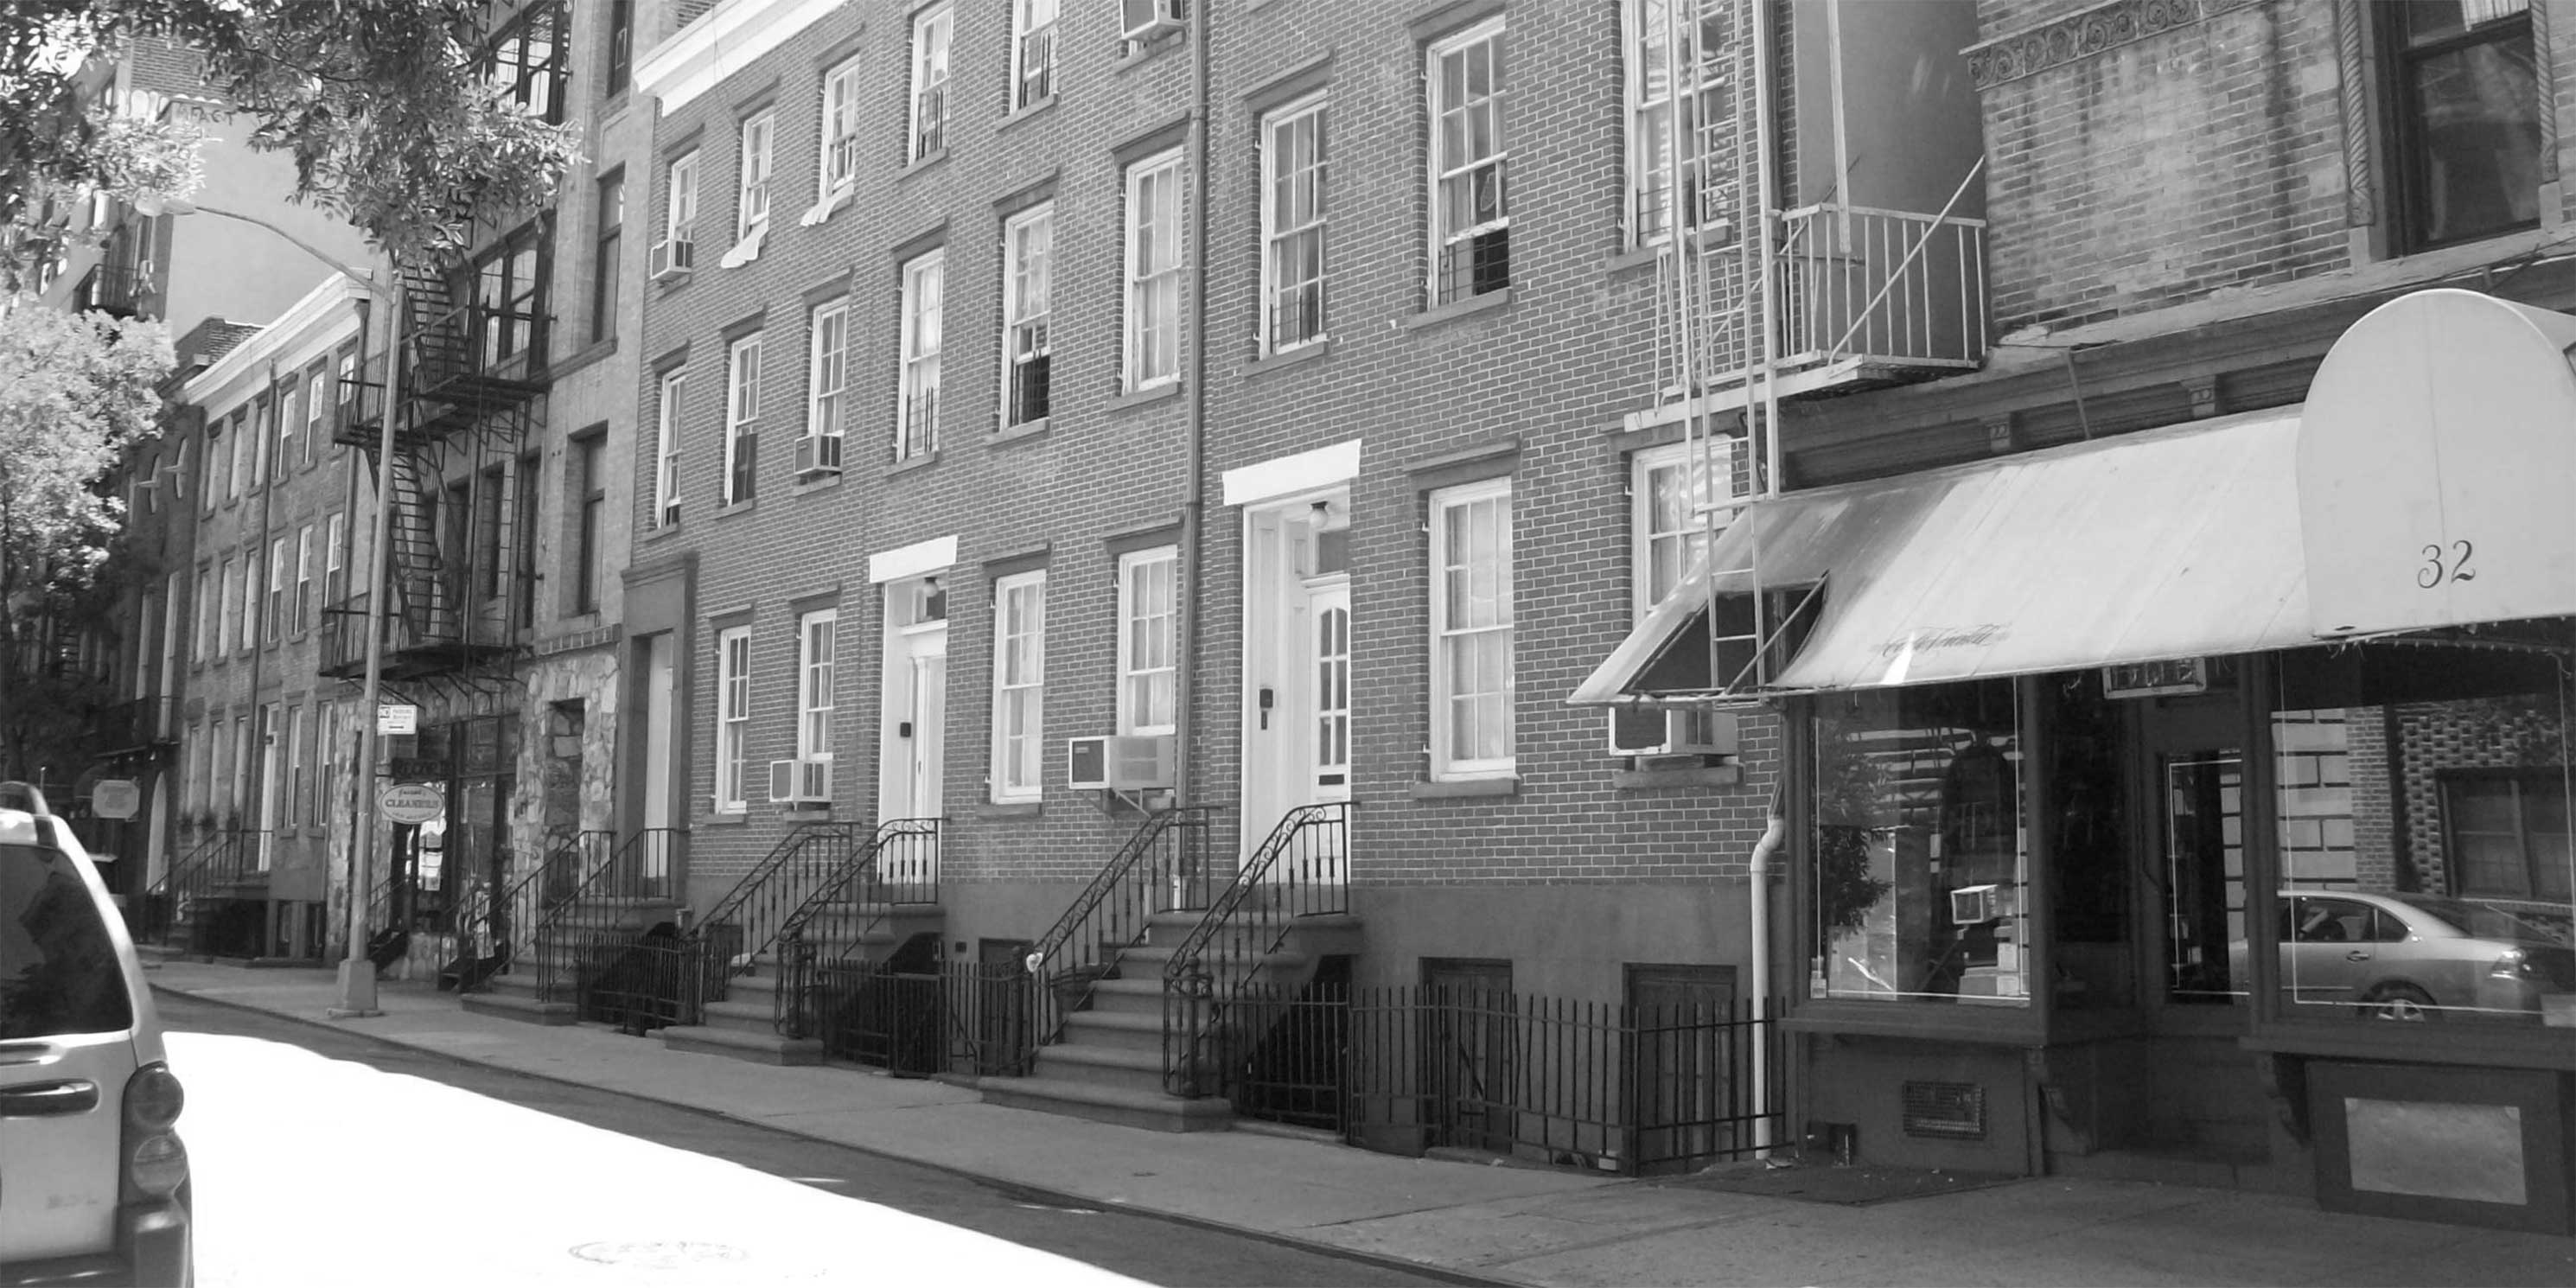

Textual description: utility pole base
[328,961,382,1019]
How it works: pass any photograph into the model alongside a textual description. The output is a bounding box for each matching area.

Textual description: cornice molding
[1966,0,2260,91]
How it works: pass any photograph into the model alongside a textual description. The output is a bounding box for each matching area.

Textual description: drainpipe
[243,360,278,882]
[1172,15,1215,814]
[1747,781,1785,1156]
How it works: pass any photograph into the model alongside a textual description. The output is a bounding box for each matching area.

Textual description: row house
[583,0,1979,1165]
[1574,0,2576,1235]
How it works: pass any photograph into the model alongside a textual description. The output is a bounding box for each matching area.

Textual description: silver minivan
[0,783,190,1286]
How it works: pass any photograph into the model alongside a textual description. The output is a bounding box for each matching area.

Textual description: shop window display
[2267,625,2574,1026]
[1810,679,2030,1004]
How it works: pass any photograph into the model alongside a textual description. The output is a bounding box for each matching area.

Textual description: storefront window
[1810,679,2030,1005]
[2043,673,2134,1009]
[2268,623,2574,1026]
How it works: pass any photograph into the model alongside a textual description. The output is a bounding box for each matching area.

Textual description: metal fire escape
[1645,0,1989,703]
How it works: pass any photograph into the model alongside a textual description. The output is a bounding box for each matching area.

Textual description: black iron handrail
[140,827,264,948]
[1162,802,1349,1097]
[1020,807,1216,1058]
[532,827,683,1003]
[769,818,942,1037]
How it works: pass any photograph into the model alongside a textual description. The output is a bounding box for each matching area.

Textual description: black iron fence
[1162,801,1348,1095]
[805,960,1030,1077]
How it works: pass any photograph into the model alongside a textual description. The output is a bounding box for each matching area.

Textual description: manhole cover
[568,1241,749,1269]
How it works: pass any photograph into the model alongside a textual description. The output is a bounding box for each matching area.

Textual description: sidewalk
[150,960,2574,1287]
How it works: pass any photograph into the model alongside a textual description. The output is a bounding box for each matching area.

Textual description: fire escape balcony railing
[79,262,155,320]
[1653,201,1989,399]
[98,696,179,755]
[316,582,532,681]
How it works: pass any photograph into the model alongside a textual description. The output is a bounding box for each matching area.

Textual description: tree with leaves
[1,0,581,273]
[0,296,170,782]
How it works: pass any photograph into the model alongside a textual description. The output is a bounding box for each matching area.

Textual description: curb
[156,982,1527,1288]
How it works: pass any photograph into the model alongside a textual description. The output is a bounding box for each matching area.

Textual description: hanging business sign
[2102,658,2209,699]
[378,704,419,736]
[89,779,140,819]
[378,781,445,826]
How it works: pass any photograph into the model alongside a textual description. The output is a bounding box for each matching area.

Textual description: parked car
[1,782,191,1286]
[2254,888,2575,1021]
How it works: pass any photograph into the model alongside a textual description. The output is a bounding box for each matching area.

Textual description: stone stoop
[976,909,1362,1133]
[656,901,944,1067]
[459,897,681,1028]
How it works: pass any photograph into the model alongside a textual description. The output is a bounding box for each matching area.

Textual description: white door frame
[1239,488,1350,857]
[879,575,950,821]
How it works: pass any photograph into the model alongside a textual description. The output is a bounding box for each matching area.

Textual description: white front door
[1241,493,1351,855]
[881,578,948,821]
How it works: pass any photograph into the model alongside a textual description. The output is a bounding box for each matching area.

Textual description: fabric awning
[1569,406,2312,702]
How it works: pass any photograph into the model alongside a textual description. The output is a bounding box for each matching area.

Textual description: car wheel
[2360,982,2439,1021]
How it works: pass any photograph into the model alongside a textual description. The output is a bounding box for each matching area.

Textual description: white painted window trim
[799,609,837,764]
[1429,476,1514,779]
[654,368,685,526]
[715,625,753,813]
[990,570,1046,803]
[1116,546,1178,737]
[667,150,699,249]
[1001,204,1052,428]
[909,5,953,163]
[1425,16,1510,304]
[819,56,863,199]
[1011,0,1059,112]
[725,335,761,506]
[1123,150,1185,392]
[1259,93,1328,354]
[898,251,944,460]
[736,112,775,239]
[808,298,848,444]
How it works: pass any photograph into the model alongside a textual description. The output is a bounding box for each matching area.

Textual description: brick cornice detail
[1966,0,2260,90]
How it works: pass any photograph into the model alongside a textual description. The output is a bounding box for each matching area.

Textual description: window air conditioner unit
[1949,883,2013,927]
[650,233,696,280]
[1066,734,1173,791]
[1604,707,1740,757]
[768,756,832,806]
[1120,0,1185,43]
[794,434,843,475]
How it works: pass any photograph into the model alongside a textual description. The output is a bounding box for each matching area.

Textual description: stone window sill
[1410,776,1518,800]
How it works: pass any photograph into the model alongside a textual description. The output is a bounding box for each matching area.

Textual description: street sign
[90,779,140,819]
[378,704,418,736]
[379,781,445,825]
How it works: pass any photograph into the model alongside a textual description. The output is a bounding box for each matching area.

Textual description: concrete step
[974,1074,1233,1133]
[658,1023,824,1067]
[1086,977,1165,1016]
[1034,1042,1170,1092]
[698,998,783,1036]
[1060,1009,1169,1054]
[1119,944,1310,978]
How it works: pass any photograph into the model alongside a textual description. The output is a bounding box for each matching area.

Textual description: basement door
[1240,492,1352,856]
[880,577,948,822]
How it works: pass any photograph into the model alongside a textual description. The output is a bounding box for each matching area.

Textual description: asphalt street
[160,992,1481,1287]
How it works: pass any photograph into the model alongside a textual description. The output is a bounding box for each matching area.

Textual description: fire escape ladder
[1160,802,1350,1098]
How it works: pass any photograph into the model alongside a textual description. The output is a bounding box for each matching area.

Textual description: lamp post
[145,196,399,1017]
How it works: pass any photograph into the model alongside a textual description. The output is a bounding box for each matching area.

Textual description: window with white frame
[264,536,288,645]
[229,410,252,500]
[287,704,309,826]
[272,388,294,481]
[292,524,314,634]
[303,369,326,466]
[192,567,210,662]
[991,571,1045,802]
[323,513,347,604]
[312,701,335,826]
[725,334,761,506]
[1430,478,1513,778]
[1123,150,1183,392]
[819,56,863,198]
[1012,0,1058,111]
[665,150,699,259]
[1261,95,1328,353]
[898,251,943,460]
[798,609,836,765]
[1116,547,1176,736]
[806,298,848,460]
[654,368,685,526]
[715,625,752,813]
[736,111,775,239]
[1428,18,1510,304]
[1624,0,1727,246]
[909,6,952,163]
[238,551,258,652]
[1632,440,1732,749]
[1002,205,1052,427]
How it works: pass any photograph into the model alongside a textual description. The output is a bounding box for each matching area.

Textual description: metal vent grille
[1901,1081,1986,1139]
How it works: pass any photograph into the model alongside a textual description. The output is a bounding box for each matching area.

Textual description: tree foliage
[0,295,170,780]
[1,0,581,270]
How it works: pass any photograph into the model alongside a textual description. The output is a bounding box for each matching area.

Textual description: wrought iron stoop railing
[1162,802,1349,1097]
[770,818,945,1038]
[1017,807,1217,1065]
[141,827,265,949]
[532,827,682,1004]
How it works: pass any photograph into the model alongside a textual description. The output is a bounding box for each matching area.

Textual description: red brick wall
[1976,0,2351,333]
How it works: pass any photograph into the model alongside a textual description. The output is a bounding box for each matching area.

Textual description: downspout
[243,360,279,877]
[1173,16,1215,813]
[1747,780,1785,1155]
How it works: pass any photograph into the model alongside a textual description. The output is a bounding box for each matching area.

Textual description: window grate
[1901,1081,1985,1139]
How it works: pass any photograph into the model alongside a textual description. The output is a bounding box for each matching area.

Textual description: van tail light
[121,1062,188,1200]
